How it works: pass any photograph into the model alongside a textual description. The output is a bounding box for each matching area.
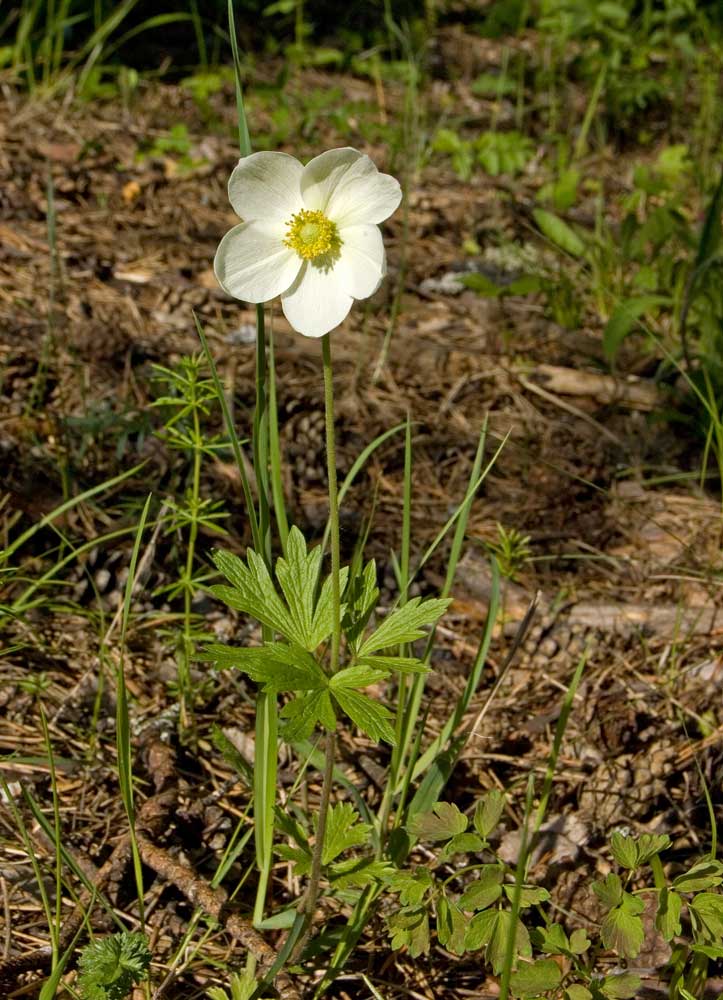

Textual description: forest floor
[1,27,723,999]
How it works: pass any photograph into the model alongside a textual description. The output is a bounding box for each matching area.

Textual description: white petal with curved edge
[214,222,302,303]
[335,224,386,299]
[304,152,401,228]
[281,261,354,338]
[300,148,364,214]
[228,151,304,223]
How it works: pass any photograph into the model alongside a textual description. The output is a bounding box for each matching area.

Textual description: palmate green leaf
[330,664,386,690]
[439,831,485,861]
[330,857,391,889]
[569,928,591,954]
[310,564,350,649]
[408,801,468,842]
[689,891,723,943]
[211,547,297,640]
[357,596,451,656]
[474,789,506,839]
[343,559,379,651]
[535,922,568,955]
[332,687,396,744]
[280,690,336,741]
[205,641,326,690]
[673,858,723,892]
[565,987,593,1000]
[503,884,550,907]
[383,867,434,906]
[600,971,642,999]
[592,872,623,909]
[609,831,639,869]
[437,894,468,955]
[509,957,562,998]
[636,832,671,864]
[388,904,431,957]
[275,526,323,649]
[656,887,682,941]
[357,654,430,675]
[321,802,372,865]
[466,909,531,973]
[459,865,504,912]
[600,894,645,958]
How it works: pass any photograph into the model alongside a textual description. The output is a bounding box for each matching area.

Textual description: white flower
[214,147,402,338]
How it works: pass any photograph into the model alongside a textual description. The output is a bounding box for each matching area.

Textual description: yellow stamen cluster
[283,208,341,261]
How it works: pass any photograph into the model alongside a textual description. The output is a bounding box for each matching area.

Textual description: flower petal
[228,151,303,224]
[281,261,354,338]
[335,224,386,299]
[214,222,301,303]
[301,148,402,227]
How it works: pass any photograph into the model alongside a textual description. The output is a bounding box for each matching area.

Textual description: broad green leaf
[602,295,668,363]
[601,898,644,958]
[459,865,504,912]
[383,867,434,906]
[600,971,642,999]
[330,664,386,690]
[503,884,550,907]
[205,641,326,690]
[690,943,723,959]
[673,858,723,892]
[656,887,682,941]
[408,802,468,842]
[211,547,297,640]
[388,905,430,956]
[309,564,350,649]
[536,923,568,955]
[473,789,506,838]
[532,208,585,257]
[689,891,723,941]
[486,909,532,974]
[592,872,623,909]
[321,802,371,865]
[330,857,391,889]
[465,908,497,951]
[439,832,485,860]
[636,833,670,864]
[509,958,562,997]
[565,987,593,1000]
[274,526,322,649]
[569,928,591,954]
[437,895,468,955]
[343,559,379,650]
[610,831,639,869]
[358,654,430,675]
[280,690,335,741]
[358,596,451,656]
[332,688,396,744]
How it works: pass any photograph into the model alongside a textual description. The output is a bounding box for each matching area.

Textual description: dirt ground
[1,36,723,1000]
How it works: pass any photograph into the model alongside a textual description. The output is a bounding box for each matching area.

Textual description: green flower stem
[322,332,341,674]
[293,333,341,956]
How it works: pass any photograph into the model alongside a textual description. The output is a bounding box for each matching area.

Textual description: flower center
[283,208,341,261]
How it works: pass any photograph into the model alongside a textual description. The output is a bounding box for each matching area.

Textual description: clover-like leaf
[388,904,430,956]
[509,958,562,998]
[439,832,485,861]
[358,596,451,656]
[610,831,639,870]
[592,872,623,910]
[600,971,642,999]
[636,833,670,864]
[569,928,591,954]
[655,887,682,941]
[536,922,568,955]
[437,894,468,955]
[689,891,723,943]
[383,867,434,906]
[408,801,468,842]
[600,894,645,958]
[473,789,505,839]
[459,865,504,912]
[673,858,723,893]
